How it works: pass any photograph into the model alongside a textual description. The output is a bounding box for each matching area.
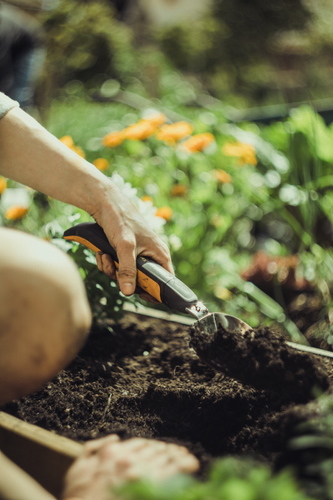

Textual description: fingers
[96,252,137,297]
[139,239,174,275]
[97,253,143,299]
[92,437,200,485]
[96,237,137,296]
[96,243,173,300]
[63,436,199,500]
[95,221,174,299]
[82,434,121,457]
[96,252,117,280]
[98,235,136,296]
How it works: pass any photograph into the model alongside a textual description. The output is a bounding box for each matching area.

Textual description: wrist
[84,176,118,222]
[89,177,139,229]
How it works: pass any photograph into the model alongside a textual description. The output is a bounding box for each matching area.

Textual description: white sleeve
[0,92,19,120]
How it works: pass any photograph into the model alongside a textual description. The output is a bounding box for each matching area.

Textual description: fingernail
[122,283,135,296]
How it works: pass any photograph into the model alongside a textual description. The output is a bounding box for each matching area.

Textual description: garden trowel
[63,222,251,335]
[63,222,333,361]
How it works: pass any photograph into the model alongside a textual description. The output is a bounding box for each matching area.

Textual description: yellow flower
[93,158,109,171]
[156,121,193,144]
[59,135,85,158]
[212,169,232,184]
[142,195,153,203]
[181,133,215,153]
[222,141,257,166]
[143,113,167,128]
[0,177,7,194]
[123,120,156,141]
[170,184,188,197]
[102,131,125,148]
[155,206,173,221]
[5,206,28,220]
[72,145,85,158]
[214,285,232,300]
[59,135,74,148]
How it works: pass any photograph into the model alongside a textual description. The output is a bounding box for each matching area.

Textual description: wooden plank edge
[0,411,83,458]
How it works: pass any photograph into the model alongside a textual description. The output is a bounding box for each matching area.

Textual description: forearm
[0,107,109,217]
[0,103,173,293]
[0,452,56,500]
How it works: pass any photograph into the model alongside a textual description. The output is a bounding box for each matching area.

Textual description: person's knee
[0,228,91,404]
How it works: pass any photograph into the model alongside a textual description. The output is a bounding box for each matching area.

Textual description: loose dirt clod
[190,325,330,402]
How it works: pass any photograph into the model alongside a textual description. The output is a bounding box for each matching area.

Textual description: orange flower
[123,120,156,141]
[155,206,173,221]
[212,169,232,184]
[142,195,153,202]
[181,133,215,153]
[0,177,7,194]
[59,135,74,148]
[155,121,193,144]
[5,206,28,220]
[222,141,257,166]
[59,135,85,158]
[143,113,167,128]
[170,184,188,197]
[93,158,109,171]
[72,145,85,158]
[103,131,125,148]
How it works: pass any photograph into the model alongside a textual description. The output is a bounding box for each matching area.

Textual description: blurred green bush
[36,0,333,108]
[155,0,311,106]
[4,92,333,343]
[39,0,137,99]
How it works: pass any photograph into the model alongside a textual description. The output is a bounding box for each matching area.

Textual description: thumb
[117,256,137,296]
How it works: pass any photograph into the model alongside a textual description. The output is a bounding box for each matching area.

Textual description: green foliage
[259,106,333,323]
[37,0,333,109]
[4,91,333,341]
[282,393,333,499]
[115,457,311,500]
[154,0,312,106]
[40,0,136,93]
[157,0,310,72]
[65,243,130,325]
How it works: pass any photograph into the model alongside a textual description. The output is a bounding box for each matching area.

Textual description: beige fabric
[0,92,19,120]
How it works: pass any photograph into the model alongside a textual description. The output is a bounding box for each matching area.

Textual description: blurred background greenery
[37,0,333,111]
[5,4,333,495]
[3,0,333,346]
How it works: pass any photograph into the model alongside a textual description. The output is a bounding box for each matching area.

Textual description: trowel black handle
[63,222,198,313]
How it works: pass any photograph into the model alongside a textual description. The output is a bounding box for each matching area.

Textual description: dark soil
[190,324,330,402]
[3,312,333,472]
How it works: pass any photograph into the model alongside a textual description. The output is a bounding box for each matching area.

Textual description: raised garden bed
[2,308,333,496]
[0,411,82,498]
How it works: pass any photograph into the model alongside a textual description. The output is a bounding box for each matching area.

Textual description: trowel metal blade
[194,312,252,336]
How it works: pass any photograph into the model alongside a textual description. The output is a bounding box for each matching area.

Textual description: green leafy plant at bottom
[115,457,311,500]
[281,393,333,500]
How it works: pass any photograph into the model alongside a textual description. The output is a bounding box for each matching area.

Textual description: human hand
[62,435,199,500]
[95,252,160,304]
[0,107,173,298]
[92,180,174,298]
